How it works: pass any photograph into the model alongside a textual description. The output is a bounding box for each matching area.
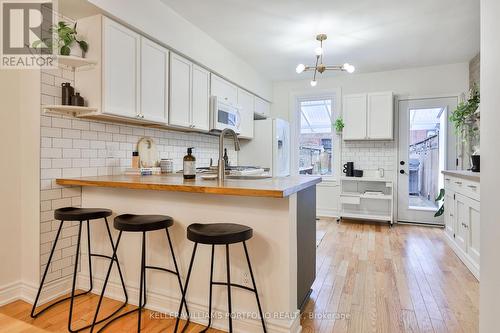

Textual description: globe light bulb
[310,80,317,87]
[296,63,306,74]
[314,47,323,56]
[343,63,355,73]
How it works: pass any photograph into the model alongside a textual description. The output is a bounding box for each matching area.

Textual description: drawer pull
[467,185,477,189]
[445,178,451,181]
[455,181,462,185]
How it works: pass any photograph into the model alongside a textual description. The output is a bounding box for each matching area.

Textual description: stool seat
[187,223,253,245]
[54,207,112,221]
[114,214,173,232]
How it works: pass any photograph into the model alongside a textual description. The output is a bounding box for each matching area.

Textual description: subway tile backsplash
[40,68,237,282]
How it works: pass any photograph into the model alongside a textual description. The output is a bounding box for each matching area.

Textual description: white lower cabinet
[443,173,480,279]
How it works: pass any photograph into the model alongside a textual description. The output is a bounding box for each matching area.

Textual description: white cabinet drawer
[340,195,361,205]
[444,175,480,201]
[462,179,480,201]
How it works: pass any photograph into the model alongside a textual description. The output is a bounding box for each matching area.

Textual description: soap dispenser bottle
[183,147,196,179]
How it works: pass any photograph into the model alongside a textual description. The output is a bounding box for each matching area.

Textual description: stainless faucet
[218,128,240,181]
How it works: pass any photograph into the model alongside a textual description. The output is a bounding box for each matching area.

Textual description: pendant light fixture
[296,34,355,87]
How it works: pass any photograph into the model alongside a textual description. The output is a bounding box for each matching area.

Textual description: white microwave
[210,96,241,133]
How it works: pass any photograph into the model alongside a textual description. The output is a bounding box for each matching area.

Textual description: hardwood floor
[301,218,479,333]
[0,219,478,333]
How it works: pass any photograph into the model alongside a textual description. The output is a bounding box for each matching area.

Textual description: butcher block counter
[56,174,322,198]
[55,174,321,333]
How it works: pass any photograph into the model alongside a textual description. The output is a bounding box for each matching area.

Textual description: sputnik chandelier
[296,34,355,87]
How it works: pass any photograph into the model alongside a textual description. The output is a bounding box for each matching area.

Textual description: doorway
[397,96,458,224]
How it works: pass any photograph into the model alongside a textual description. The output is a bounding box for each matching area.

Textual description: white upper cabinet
[343,94,367,140]
[211,74,238,105]
[169,53,211,131]
[102,17,140,119]
[342,92,393,140]
[367,92,394,139]
[191,64,210,131]
[254,97,271,119]
[169,53,192,128]
[140,37,168,124]
[237,88,255,139]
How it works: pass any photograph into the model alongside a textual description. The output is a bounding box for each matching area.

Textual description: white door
[140,38,168,124]
[169,53,192,128]
[343,94,367,140]
[254,97,271,118]
[191,64,210,131]
[467,196,480,266]
[367,92,393,139]
[102,18,140,118]
[237,89,255,139]
[210,74,237,105]
[397,96,458,224]
[455,193,468,252]
[444,188,456,239]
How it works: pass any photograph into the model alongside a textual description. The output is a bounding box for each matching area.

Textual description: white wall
[87,0,272,101]
[479,0,500,331]
[0,70,40,304]
[272,63,469,217]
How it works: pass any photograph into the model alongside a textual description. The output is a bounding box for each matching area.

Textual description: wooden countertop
[56,174,322,198]
[442,170,480,181]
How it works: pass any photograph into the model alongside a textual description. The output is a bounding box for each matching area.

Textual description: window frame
[290,89,342,183]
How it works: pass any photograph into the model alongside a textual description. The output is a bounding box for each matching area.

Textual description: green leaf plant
[32,21,88,57]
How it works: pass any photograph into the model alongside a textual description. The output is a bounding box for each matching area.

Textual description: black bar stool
[31,207,128,333]
[175,223,267,333]
[90,214,189,333]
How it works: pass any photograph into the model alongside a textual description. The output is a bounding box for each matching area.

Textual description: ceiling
[160,0,479,81]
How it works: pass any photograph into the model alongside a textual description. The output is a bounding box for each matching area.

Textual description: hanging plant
[334,118,344,133]
[33,21,88,57]
[449,84,480,144]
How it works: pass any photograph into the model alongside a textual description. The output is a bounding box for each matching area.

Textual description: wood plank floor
[300,218,479,333]
[0,219,478,333]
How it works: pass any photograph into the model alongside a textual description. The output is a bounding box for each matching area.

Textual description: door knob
[400,161,405,165]
[400,170,406,175]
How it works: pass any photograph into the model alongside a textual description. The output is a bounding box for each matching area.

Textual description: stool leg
[104,218,128,303]
[226,244,233,333]
[30,220,64,318]
[68,221,83,333]
[90,231,123,333]
[174,242,198,333]
[200,245,215,333]
[165,228,189,318]
[87,221,93,293]
[138,231,146,332]
[243,241,267,333]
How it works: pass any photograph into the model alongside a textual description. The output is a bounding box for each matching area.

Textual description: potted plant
[450,85,480,154]
[334,118,344,134]
[33,21,88,57]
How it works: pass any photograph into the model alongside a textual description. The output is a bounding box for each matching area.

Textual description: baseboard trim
[0,276,73,308]
[316,208,338,218]
[77,273,302,333]
[443,233,480,280]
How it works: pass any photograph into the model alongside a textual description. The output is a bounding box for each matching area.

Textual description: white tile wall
[342,140,396,176]
[39,68,237,282]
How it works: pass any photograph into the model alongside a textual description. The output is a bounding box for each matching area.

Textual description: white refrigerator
[238,118,290,177]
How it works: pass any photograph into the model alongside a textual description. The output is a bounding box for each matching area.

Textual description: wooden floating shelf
[43,105,97,117]
[57,55,97,69]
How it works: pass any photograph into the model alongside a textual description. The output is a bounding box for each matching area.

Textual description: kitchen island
[56,174,321,333]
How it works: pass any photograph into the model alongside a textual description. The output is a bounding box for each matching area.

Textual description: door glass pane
[298,99,334,176]
[408,107,444,210]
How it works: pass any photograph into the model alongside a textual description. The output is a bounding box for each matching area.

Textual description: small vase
[69,44,83,58]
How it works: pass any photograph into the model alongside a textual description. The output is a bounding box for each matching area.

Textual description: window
[298,97,335,176]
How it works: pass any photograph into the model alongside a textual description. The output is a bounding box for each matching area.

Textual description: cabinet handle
[445,178,451,181]
[467,185,477,189]
[455,181,462,185]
